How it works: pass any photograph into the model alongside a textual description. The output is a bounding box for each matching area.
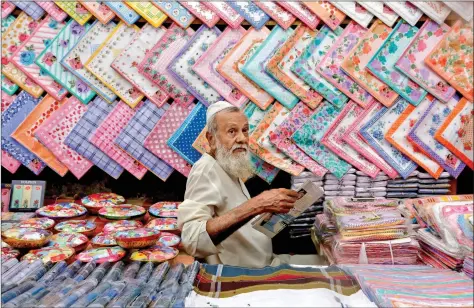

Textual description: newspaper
[251,181,324,238]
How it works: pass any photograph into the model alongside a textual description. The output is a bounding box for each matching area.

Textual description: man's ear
[206,131,216,153]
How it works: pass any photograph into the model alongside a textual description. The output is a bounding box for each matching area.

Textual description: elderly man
[178,101,323,268]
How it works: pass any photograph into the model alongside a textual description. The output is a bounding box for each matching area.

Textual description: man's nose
[236,130,248,144]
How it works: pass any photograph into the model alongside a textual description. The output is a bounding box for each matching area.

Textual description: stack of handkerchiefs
[417,172,452,197]
[355,171,389,198]
[386,171,420,199]
[323,169,357,200]
[290,172,323,191]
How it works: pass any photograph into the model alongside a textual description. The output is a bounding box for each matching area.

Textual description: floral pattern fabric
[1,92,21,174]
[79,1,116,24]
[356,2,398,27]
[1,16,19,95]
[411,2,451,25]
[228,1,270,30]
[384,2,423,26]
[254,2,295,30]
[203,2,243,29]
[278,2,319,30]
[303,1,345,30]
[330,1,373,28]
[181,1,219,28]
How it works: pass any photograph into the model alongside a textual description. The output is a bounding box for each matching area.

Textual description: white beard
[215,140,254,180]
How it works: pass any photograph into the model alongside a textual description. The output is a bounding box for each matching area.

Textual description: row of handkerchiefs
[387,171,452,198]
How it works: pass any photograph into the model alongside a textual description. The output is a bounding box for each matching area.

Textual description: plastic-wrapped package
[86,261,111,282]
[70,281,111,308]
[87,280,126,307]
[102,261,124,283]
[135,262,154,282]
[52,279,98,308]
[121,261,141,279]
[73,261,96,282]
[108,280,145,308]
[38,261,67,284]
[1,258,18,274]
[2,280,37,304]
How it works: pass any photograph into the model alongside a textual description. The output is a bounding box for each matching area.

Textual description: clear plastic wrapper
[2,282,47,307]
[108,280,145,308]
[1,280,36,304]
[136,262,154,282]
[38,261,68,284]
[53,279,98,308]
[70,281,111,308]
[102,261,124,283]
[73,261,96,282]
[87,261,111,282]
[2,258,18,274]
[87,280,126,307]
[121,261,141,279]
[52,260,82,284]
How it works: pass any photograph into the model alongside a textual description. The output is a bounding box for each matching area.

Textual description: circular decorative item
[22,246,75,263]
[148,202,179,218]
[146,218,178,232]
[98,205,146,221]
[158,232,180,247]
[91,232,116,247]
[1,247,20,260]
[114,228,160,249]
[81,193,125,214]
[103,220,143,234]
[18,218,55,230]
[48,232,89,252]
[36,202,87,220]
[1,227,52,249]
[130,243,178,262]
[54,220,96,237]
[76,246,126,264]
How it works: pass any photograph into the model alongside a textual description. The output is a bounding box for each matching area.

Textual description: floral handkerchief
[144,103,193,177]
[138,24,195,107]
[425,20,473,102]
[356,2,398,27]
[343,101,399,179]
[89,101,148,180]
[216,27,274,110]
[321,101,380,178]
[11,17,67,101]
[169,25,222,107]
[341,20,398,107]
[292,101,351,178]
[181,1,219,28]
[2,91,46,175]
[203,2,243,28]
[2,13,44,98]
[360,99,417,179]
[79,1,116,24]
[303,1,344,30]
[278,2,320,30]
[386,97,443,179]
[104,1,140,25]
[408,95,466,178]
[167,102,206,165]
[1,92,16,112]
[292,25,348,109]
[36,20,95,105]
[115,101,173,181]
[2,149,21,174]
[442,1,473,22]
[125,2,167,27]
[267,25,322,109]
[1,1,15,18]
[241,26,299,110]
[435,98,474,170]
[192,126,210,155]
[367,20,427,106]
[193,27,248,108]
[269,102,327,176]
[11,95,69,176]
[330,2,373,28]
[317,22,374,108]
[54,1,92,25]
[254,2,296,30]
[35,1,68,22]
[411,2,451,25]
[228,1,269,30]
[250,103,304,176]
[395,20,455,104]
[61,21,117,103]
[10,1,45,20]
[85,22,143,108]
[35,96,92,179]
[111,24,169,107]
[64,97,124,179]
[384,2,423,26]
[153,1,195,28]
[1,16,18,95]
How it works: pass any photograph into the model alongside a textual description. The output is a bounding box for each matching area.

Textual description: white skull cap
[206,100,235,124]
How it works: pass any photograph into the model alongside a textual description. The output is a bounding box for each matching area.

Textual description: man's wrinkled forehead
[215,111,248,130]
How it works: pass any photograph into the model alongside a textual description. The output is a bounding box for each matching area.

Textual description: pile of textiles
[290,172,323,191]
[464,256,473,279]
[343,265,474,307]
[288,202,323,239]
[322,169,357,200]
[387,171,453,199]
[386,170,420,199]
[355,171,388,198]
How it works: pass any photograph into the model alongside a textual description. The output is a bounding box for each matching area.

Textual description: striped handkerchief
[384,2,423,26]
[104,1,140,25]
[125,1,167,27]
[193,27,248,108]
[10,16,67,101]
[356,2,398,27]
[203,1,243,28]
[54,1,92,25]
[181,1,219,28]
[278,1,319,29]
[330,1,373,28]
[1,92,21,174]
[79,1,116,24]
[254,2,296,30]
[12,95,69,176]
[144,103,193,177]
[111,24,169,107]
[11,1,45,20]
[35,97,92,179]
[228,1,269,30]
[153,1,195,28]
[90,101,148,180]
[64,97,124,179]
[34,1,68,22]
[303,1,345,30]
[1,1,15,18]
[411,2,451,25]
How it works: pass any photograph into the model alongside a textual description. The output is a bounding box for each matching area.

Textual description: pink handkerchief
[321,101,380,178]
[111,24,169,107]
[10,16,67,101]
[34,97,93,179]
[303,1,345,31]
[1,2,15,18]
[181,2,219,27]
[1,92,20,174]
[330,1,374,28]
[203,2,243,28]
[343,101,398,179]
[144,103,193,177]
[384,2,423,26]
[193,27,248,108]
[80,1,116,24]
[269,102,327,176]
[278,2,319,29]
[356,2,398,27]
[254,2,296,30]
[90,101,147,180]
[1,92,16,112]
[34,1,68,22]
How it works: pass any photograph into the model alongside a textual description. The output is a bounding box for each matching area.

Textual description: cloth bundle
[322,169,357,199]
[355,173,388,198]
[290,172,324,190]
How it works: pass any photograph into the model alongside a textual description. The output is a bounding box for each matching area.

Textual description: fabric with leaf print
[321,101,380,178]
[425,20,473,102]
[384,2,423,26]
[317,21,374,108]
[292,101,351,178]
[342,20,398,107]
[396,20,455,104]
[367,20,427,106]
[360,99,417,179]
[330,1,373,28]
[408,95,466,178]
[303,1,345,30]
[291,25,348,109]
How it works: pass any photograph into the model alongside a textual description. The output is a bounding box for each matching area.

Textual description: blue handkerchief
[228,1,270,30]
[11,1,45,20]
[104,1,140,24]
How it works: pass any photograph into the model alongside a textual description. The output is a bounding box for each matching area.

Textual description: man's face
[210,111,249,155]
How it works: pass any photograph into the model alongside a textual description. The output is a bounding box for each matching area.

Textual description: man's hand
[252,188,300,214]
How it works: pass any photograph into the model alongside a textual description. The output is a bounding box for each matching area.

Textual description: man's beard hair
[215,140,254,180]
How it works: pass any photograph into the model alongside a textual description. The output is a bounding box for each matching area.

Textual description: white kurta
[177,153,273,268]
